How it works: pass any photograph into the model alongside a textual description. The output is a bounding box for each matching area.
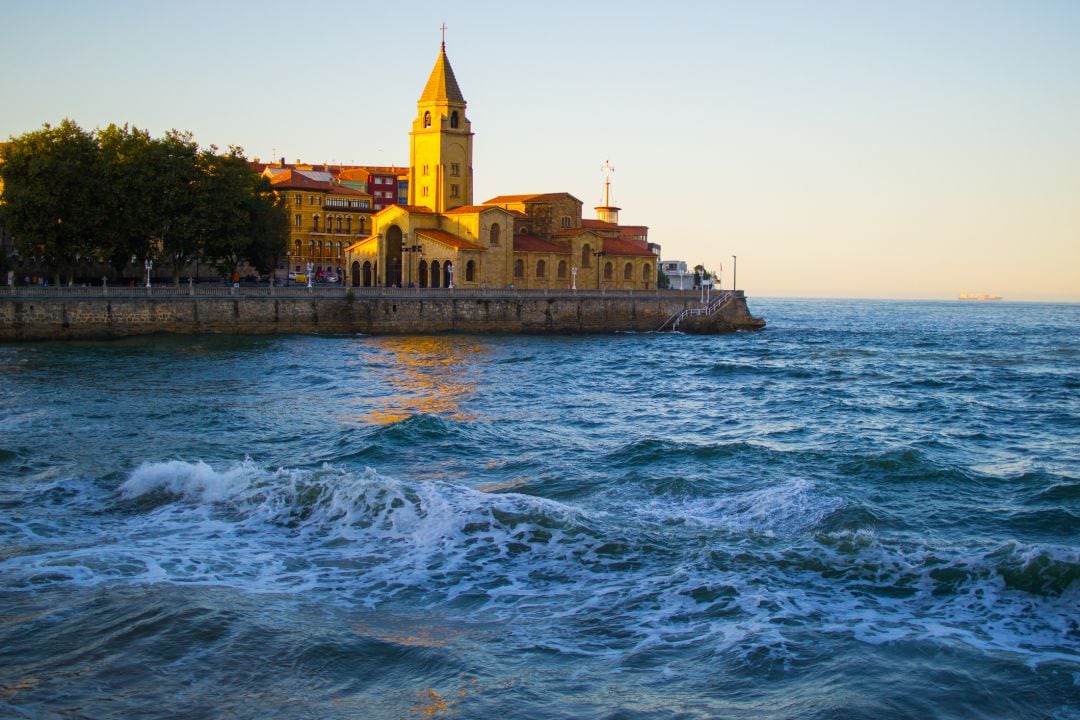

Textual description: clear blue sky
[4,0,1078,300]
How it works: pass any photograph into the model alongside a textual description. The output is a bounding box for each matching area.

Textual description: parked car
[323,273,339,284]
[288,272,307,284]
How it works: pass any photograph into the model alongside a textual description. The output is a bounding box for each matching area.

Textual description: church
[344,40,658,290]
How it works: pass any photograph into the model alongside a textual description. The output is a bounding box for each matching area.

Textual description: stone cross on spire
[440,22,447,48]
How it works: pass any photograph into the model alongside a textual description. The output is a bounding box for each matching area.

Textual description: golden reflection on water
[348,336,484,425]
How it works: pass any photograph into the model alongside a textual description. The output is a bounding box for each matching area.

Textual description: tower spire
[595,159,621,224]
[440,22,447,50]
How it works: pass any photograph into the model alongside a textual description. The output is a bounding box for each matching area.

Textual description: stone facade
[344,41,660,292]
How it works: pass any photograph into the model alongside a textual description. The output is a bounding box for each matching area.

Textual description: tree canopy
[0,120,288,284]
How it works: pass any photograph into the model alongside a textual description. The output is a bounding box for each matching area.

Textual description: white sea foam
[2,459,1077,671]
[640,477,843,537]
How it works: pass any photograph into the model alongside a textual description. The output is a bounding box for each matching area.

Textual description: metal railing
[658,290,736,332]
[0,284,708,301]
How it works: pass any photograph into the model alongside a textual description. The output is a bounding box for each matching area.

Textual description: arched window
[346,217,352,235]
[581,244,591,267]
[514,259,524,278]
[536,259,546,278]
[336,216,343,233]
[604,261,613,279]
[312,215,319,232]
[642,263,652,281]
[431,260,441,288]
[309,240,315,255]
[423,111,431,128]
[489,223,500,246]
[294,239,301,256]
[557,260,567,278]
[624,262,633,280]
[418,260,428,288]
[450,111,459,128]
[465,260,475,282]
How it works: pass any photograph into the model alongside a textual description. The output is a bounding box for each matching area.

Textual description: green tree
[0,120,106,285]
[98,124,162,273]
[151,131,205,285]
[243,175,290,277]
[197,147,287,281]
[656,266,671,289]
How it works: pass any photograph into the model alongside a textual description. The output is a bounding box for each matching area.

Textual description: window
[423,111,431,128]
[294,214,301,228]
[308,195,314,205]
[422,164,429,176]
[346,217,352,234]
[604,261,613,279]
[581,244,591,267]
[624,262,633,280]
[422,186,430,197]
[557,260,567,278]
[450,111,459,128]
[560,216,571,229]
[336,216,343,233]
[450,163,460,177]
[536,259,546,278]
[450,184,459,198]
[294,194,301,206]
[465,260,475,282]
[643,264,652,281]
[490,223,500,246]
[514,259,524,278]
[312,215,320,232]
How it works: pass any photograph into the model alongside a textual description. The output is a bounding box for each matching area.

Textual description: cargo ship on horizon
[959,292,1003,301]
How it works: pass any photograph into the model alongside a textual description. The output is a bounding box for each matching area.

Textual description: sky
[3,0,1078,301]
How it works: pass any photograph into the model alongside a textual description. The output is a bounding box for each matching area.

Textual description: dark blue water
[1,299,1077,719]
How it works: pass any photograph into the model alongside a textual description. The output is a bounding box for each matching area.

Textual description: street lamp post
[594,250,606,290]
[306,262,313,288]
[447,263,453,289]
[571,266,577,290]
[144,259,152,289]
[401,243,423,287]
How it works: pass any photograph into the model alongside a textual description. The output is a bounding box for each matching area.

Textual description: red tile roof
[483,192,582,205]
[513,235,569,254]
[415,228,485,251]
[552,227,604,238]
[443,204,504,215]
[376,204,436,215]
[582,219,618,229]
[600,237,659,257]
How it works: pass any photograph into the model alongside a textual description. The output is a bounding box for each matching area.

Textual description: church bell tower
[409,30,473,213]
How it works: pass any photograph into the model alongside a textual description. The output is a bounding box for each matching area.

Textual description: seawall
[0,290,765,341]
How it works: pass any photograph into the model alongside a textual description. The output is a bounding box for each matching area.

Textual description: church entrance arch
[386,225,403,287]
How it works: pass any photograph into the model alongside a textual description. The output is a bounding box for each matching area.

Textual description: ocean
[1,298,1077,719]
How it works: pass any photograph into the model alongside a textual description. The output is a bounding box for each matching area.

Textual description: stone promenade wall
[0,293,764,341]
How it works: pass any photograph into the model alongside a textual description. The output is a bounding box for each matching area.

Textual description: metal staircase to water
[658,290,735,332]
